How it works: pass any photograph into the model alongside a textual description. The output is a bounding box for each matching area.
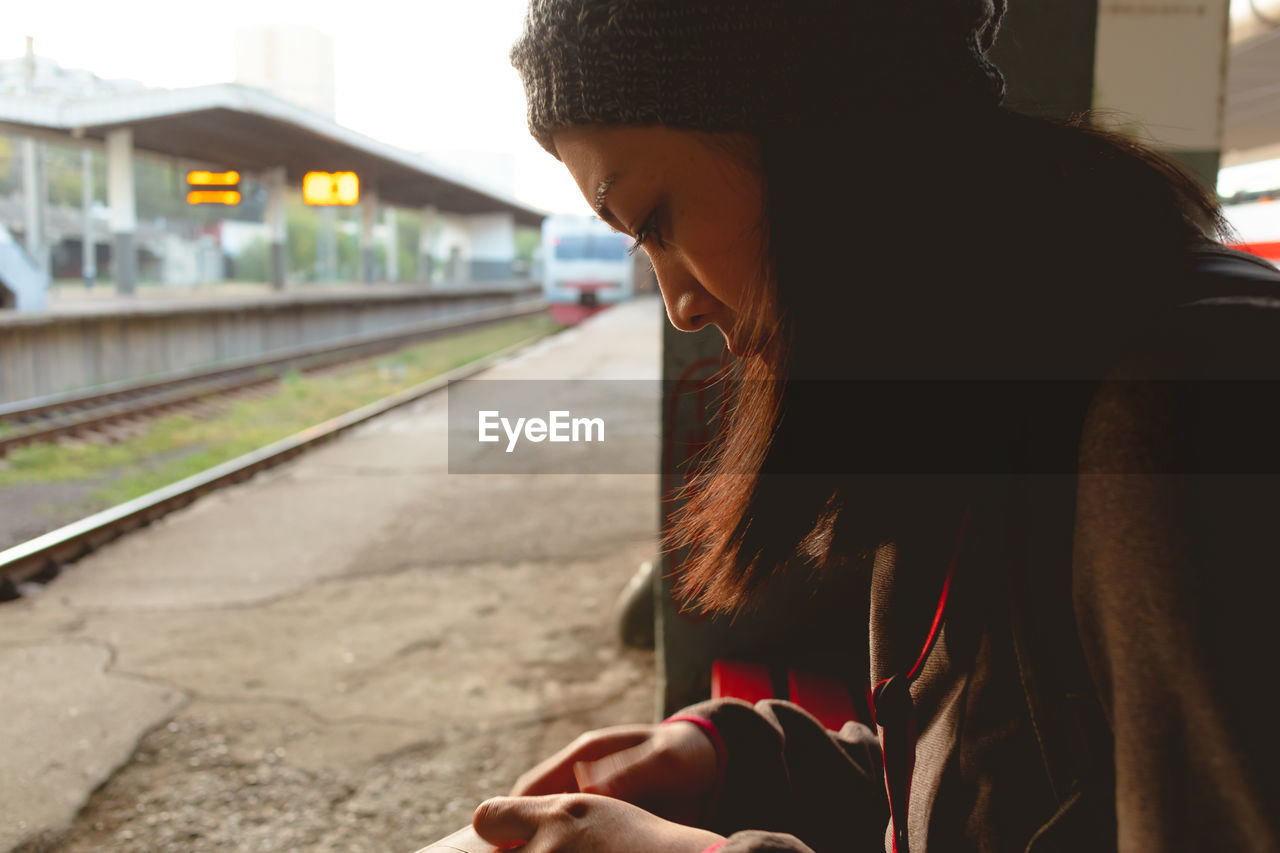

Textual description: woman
[471,1,1280,851]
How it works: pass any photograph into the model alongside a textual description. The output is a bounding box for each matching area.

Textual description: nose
[654,266,722,333]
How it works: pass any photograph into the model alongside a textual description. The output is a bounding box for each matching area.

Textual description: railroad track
[0,321,563,595]
[0,299,547,456]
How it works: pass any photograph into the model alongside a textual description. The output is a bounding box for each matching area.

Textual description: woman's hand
[473,793,725,853]
[509,722,719,826]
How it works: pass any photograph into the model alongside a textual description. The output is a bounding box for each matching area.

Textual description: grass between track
[0,313,560,509]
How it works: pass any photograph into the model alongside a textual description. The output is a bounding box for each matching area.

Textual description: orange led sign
[303,171,359,206]
[186,170,240,186]
[187,190,242,206]
[186,169,241,205]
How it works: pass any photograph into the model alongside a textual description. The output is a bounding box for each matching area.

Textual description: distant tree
[233,238,270,282]
[285,198,319,281]
[395,213,420,282]
[515,226,540,266]
[44,145,100,207]
[337,227,362,281]
[0,136,14,194]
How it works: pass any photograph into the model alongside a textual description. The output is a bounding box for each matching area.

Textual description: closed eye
[627,212,663,256]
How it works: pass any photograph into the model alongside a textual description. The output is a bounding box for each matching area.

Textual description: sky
[5,0,594,215]
[5,0,1279,212]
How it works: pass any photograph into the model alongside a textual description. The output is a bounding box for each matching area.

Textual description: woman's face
[551,125,766,356]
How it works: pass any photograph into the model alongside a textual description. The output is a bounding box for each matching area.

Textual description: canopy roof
[0,84,546,227]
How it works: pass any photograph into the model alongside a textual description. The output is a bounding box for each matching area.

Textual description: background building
[235,26,336,118]
[0,47,145,98]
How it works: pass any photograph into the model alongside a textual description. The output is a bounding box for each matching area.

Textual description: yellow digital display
[187,190,242,205]
[186,170,241,186]
[303,171,359,206]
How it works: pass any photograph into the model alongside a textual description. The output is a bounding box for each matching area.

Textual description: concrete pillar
[106,128,137,295]
[1091,0,1231,189]
[464,211,516,282]
[21,138,48,277]
[264,166,287,290]
[81,148,96,289]
[419,205,438,286]
[384,205,398,283]
[360,190,378,284]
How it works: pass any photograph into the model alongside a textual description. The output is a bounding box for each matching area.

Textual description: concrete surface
[0,645,185,849]
[0,296,665,853]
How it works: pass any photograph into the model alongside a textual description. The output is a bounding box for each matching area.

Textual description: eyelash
[627,213,663,256]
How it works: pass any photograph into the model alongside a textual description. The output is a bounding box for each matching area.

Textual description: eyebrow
[592,173,626,232]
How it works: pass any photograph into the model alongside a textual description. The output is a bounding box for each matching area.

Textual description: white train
[540,214,638,323]
[1223,198,1280,267]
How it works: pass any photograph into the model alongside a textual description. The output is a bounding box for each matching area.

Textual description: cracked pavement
[0,299,663,853]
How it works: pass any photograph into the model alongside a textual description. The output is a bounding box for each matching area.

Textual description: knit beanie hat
[510,0,1008,159]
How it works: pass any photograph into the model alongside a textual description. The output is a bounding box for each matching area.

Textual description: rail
[0,326,558,591]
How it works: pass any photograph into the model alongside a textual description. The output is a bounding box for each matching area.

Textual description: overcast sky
[5,0,593,215]
[5,0,1278,212]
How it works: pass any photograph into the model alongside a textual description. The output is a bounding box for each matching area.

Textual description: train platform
[0,283,543,407]
[20,280,539,319]
[0,296,664,853]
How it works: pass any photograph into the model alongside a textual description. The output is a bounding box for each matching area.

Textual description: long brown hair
[666,103,1239,615]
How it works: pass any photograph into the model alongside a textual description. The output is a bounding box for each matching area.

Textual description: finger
[472,797,539,846]
[573,740,658,799]
[511,728,653,796]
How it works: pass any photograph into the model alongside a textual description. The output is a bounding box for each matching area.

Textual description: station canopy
[0,83,546,227]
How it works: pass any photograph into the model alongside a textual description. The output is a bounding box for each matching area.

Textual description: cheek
[703,260,753,313]
[683,202,764,308]
[678,236,760,313]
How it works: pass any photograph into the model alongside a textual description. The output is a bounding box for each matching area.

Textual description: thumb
[573,741,660,800]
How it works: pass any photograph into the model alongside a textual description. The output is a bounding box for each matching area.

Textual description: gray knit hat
[510,0,1008,159]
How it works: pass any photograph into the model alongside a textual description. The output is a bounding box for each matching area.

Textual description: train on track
[1223,197,1280,266]
[540,214,639,325]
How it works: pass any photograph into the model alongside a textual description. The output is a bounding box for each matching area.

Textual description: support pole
[264,166,287,290]
[106,128,137,295]
[419,205,438,287]
[384,206,398,283]
[360,190,378,284]
[21,138,47,277]
[81,148,96,289]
